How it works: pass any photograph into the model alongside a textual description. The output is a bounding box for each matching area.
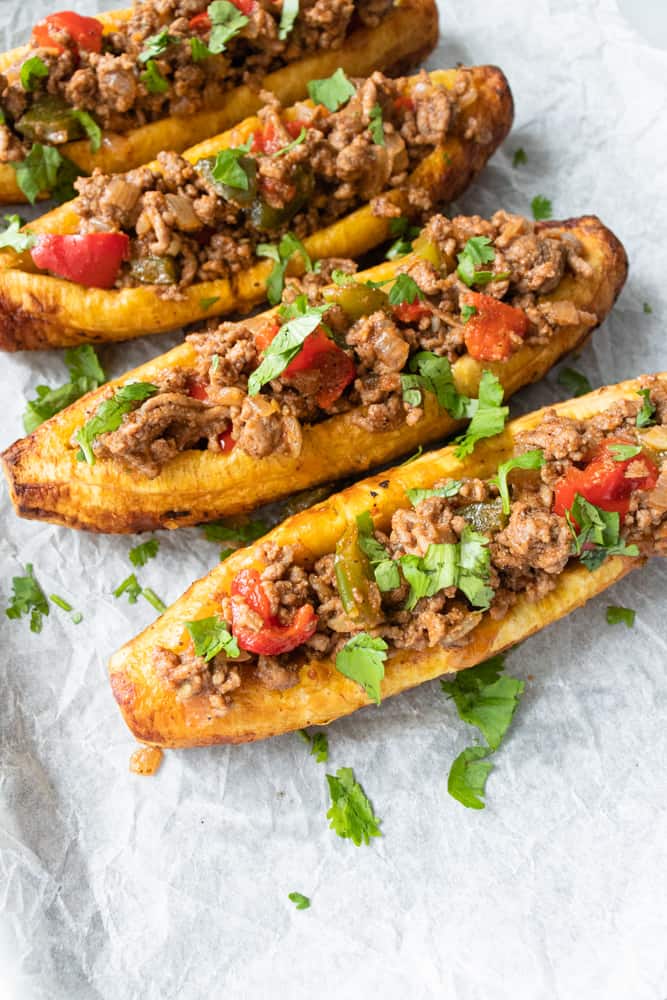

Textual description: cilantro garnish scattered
[76,382,158,464]
[531,195,552,220]
[356,511,400,591]
[113,573,142,604]
[385,217,420,260]
[278,0,299,40]
[331,268,355,286]
[387,273,423,306]
[257,232,313,305]
[273,126,307,157]
[441,654,525,752]
[454,371,508,459]
[186,616,240,660]
[307,68,356,111]
[608,443,641,462]
[401,445,423,465]
[129,538,159,567]
[209,0,249,50]
[50,593,83,623]
[288,892,311,910]
[565,494,640,571]
[210,140,253,190]
[139,28,176,63]
[200,296,220,311]
[491,449,544,515]
[335,632,388,705]
[368,103,385,146]
[606,605,635,627]
[190,36,212,61]
[448,746,493,809]
[11,143,76,204]
[297,729,329,763]
[140,59,169,94]
[400,526,494,612]
[456,236,507,288]
[643,302,652,315]
[142,588,167,614]
[326,767,381,845]
[248,304,331,394]
[23,345,106,434]
[461,303,477,323]
[512,147,527,167]
[0,214,36,253]
[20,56,48,92]
[72,110,102,153]
[203,517,268,559]
[636,388,656,428]
[405,481,462,506]
[400,351,466,415]
[557,366,592,397]
[5,563,49,633]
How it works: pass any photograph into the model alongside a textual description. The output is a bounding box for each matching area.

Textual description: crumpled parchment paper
[1,1,666,997]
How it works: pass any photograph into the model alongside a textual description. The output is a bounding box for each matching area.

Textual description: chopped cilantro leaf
[208,0,249,51]
[142,588,166,614]
[203,518,268,556]
[257,232,312,305]
[399,526,493,612]
[335,632,388,704]
[401,351,469,417]
[448,746,493,809]
[278,0,299,40]
[72,110,102,153]
[20,56,48,92]
[636,389,656,428]
[385,217,420,260]
[406,481,462,506]
[326,767,381,845]
[456,236,506,288]
[307,68,356,111]
[356,511,400,591]
[248,304,330,394]
[113,573,142,604]
[461,303,477,323]
[491,449,544,514]
[331,268,355,286]
[288,892,310,910]
[401,445,423,465]
[606,605,635,627]
[557,366,592,397]
[565,494,639,571]
[643,302,652,315]
[210,141,253,190]
[608,443,641,462]
[190,36,212,61]
[23,345,106,434]
[5,563,49,633]
[368,103,385,146]
[200,296,220,311]
[441,654,525,751]
[140,59,169,94]
[129,538,160,567]
[0,214,36,253]
[297,729,329,763]
[139,28,175,62]
[11,143,70,204]
[76,382,158,464]
[531,195,552,220]
[273,126,307,157]
[512,147,527,167]
[387,273,423,307]
[454,371,508,459]
[186,615,239,660]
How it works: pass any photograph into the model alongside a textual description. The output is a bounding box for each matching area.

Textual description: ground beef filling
[153,379,667,715]
[0,0,393,161]
[68,70,478,294]
[84,211,599,478]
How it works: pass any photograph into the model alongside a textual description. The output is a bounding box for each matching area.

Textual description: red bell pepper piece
[230,567,317,655]
[553,438,658,519]
[251,119,308,155]
[31,233,129,289]
[462,292,529,362]
[393,301,432,324]
[393,95,415,112]
[256,322,355,409]
[218,428,236,453]
[32,11,103,54]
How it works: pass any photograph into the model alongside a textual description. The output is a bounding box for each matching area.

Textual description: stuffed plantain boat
[107,373,667,747]
[2,211,627,533]
[0,0,438,203]
[0,64,513,349]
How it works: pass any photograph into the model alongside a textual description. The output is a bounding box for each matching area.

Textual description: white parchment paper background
[1,1,666,997]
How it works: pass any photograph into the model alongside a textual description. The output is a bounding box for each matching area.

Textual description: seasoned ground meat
[155,384,667,712]
[80,210,602,478]
[0,0,390,162]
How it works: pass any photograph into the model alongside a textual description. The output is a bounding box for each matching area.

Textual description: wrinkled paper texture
[1,1,666,997]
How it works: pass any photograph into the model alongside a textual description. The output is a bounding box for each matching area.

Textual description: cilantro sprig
[456,236,508,288]
[636,388,656,428]
[5,563,49,633]
[257,232,312,305]
[491,449,544,515]
[307,68,356,111]
[139,28,176,63]
[186,615,240,660]
[399,526,494,612]
[129,538,159,567]
[209,0,249,50]
[76,382,158,465]
[11,144,80,204]
[23,345,106,434]
[335,632,388,705]
[454,371,509,459]
[565,495,640,571]
[326,767,381,846]
[297,729,329,763]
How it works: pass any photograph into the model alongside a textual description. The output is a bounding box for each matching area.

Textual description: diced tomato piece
[231,567,318,654]
[218,428,236,453]
[283,327,356,408]
[393,95,415,112]
[189,11,211,31]
[462,292,529,362]
[393,301,432,324]
[31,233,129,289]
[188,377,209,400]
[251,119,308,155]
[255,320,280,353]
[32,11,103,53]
[553,437,659,519]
